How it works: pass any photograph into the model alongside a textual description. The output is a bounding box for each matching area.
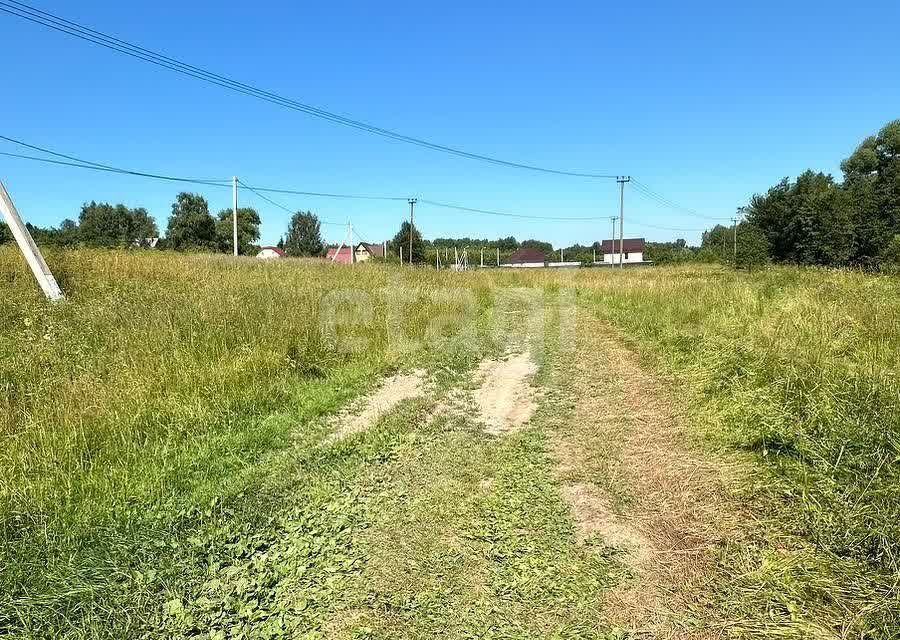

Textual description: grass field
[2,247,899,638]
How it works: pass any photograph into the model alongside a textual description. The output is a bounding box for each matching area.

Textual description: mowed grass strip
[327,396,618,639]
[576,265,900,636]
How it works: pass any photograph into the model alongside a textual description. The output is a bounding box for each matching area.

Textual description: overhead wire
[0,135,714,236]
[631,178,730,221]
[0,0,617,180]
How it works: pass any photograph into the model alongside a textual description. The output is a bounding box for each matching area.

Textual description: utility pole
[0,180,64,301]
[609,216,618,265]
[617,176,630,269]
[399,245,403,265]
[481,247,484,268]
[232,176,239,256]
[732,215,739,265]
[349,221,355,264]
[496,247,500,267]
[408,198,417,266]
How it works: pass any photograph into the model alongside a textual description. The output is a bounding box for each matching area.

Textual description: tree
[165,193,216,251]
[130,208,159,240]
[735,222,771,271]
[78,202,158,247]
[0,221,11,244]
[283,211,323,257]
[700,224,731,261]
[520,239,553,254]
[215,207,261,255]
[880,234,900,268]
[389,221,425,263]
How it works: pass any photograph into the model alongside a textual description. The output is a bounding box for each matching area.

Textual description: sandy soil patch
[560,483,652,564]
[472,352,539,435]
[328,370,426,441]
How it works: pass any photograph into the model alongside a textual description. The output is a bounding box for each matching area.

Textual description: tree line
[690,118,900,270]
[0,192,327,258]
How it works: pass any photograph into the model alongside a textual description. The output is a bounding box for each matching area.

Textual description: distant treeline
[0,192,327,258]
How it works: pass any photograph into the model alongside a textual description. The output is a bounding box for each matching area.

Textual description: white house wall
[603,251,643,264]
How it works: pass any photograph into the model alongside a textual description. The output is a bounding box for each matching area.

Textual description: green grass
[0,247,501,636]
[3,249,900,637]
[577,264,900,635]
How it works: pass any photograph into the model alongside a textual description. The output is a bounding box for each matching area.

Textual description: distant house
[354,242,385,263]
[506,247,548,268]
[326,246,354,264]
[131,237,159,249]
[256,246,285,259]
[599,238,648,265]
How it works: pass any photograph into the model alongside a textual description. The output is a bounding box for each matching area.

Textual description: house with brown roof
[354,242,385,263]
[599,238,648,265]
[505,247,548,268]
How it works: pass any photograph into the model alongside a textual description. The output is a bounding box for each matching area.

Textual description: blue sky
[2,0,899,247]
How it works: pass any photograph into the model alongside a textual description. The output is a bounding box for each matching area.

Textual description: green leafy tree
[735,222,771,270]
[215,207,261,255]
[284,211,323,257]
[520,239,553,254]
[0,221,12,244]
[645,239,699,264]
[842,120,900,266]
[129,208,159,240]
[55,219,81,246]
[78,202,127,246]
[389,221,425,263]
[701,224,731,261]
[165,193,216,251]
[78,202,158,247]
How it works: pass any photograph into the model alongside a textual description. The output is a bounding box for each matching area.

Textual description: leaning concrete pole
[0,180,63,301]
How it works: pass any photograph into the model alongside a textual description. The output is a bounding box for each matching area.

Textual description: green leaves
[283,211,324,257]
[166,192,217,251]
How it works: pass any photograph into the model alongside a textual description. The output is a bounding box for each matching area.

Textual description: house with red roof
[326,246,354,264]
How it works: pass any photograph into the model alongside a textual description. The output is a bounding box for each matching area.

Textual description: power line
[237,179,345,226]
[0,0,618,180]
[419,199,611,222]
[0,149,230,187]
[631,178,730,221]
[239,184,406,202]
[0,134,714,233]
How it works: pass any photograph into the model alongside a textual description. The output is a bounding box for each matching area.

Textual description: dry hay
[553,313,747,638]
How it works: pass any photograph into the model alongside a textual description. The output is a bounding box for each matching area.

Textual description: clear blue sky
[2,0,898,247]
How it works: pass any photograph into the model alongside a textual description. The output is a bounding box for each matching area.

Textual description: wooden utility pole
[0,180,63,301]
